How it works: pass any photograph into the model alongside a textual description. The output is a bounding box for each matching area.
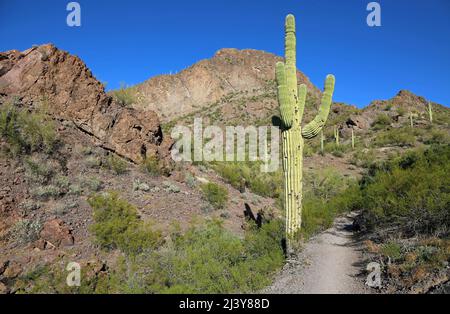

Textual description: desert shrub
[301,169,361,238]
[185,173,197,188]
[397,107,406,117]
[423,128,450,145]
[211,161,282,198]
[111,84,137,107]
[85,156,101,168]
[374,128,415,147]
[54,175,70,189]
[324,142,350,158]
[106,155,128,175]
[140,219,285,293]
[163,181,181,193]
[358,145,450,236]
[372,114,392,130]
[200,183,228,209]
[31,185,63,200]
[381,242,403,261]
[24,157,54,184]
[19,218,285,294]
[11,219,42,245]
[83,177,103,192]
[142,156,163,177]
[350,148,376,168]
[0,103,57,155]
[133,179,150,192]
[88,192,162,255]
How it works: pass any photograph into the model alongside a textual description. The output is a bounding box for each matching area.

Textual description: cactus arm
[428,102,433,123]
[302,74,336,139]
[297,84,307,121]
[285,14,298,101]
[276,62,293,128]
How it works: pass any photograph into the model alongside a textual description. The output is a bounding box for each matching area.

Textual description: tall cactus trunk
[320,130,325,154]
[334,126,340,146]
[428,102,433,124]
[276,14,335,251]
[410,112,414,129]
[351,129,355,150]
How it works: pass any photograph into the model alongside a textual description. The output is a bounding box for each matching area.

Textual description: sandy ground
[267,213,369,294]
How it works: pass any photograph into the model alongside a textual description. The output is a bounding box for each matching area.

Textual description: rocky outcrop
[0,44,172,164]
[134,48,320,122]
[39,219,74,248]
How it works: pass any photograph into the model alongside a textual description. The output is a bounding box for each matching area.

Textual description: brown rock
[0,282,8,294]
[39,219,74,248]
[3,261,22,279]
[0,260,8,275]
[0,44,172,164]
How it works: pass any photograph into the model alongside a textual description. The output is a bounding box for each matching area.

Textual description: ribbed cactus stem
[320,130,325,154]
[351,129,355,149]
[276,14,335,250]
[410,112,414,129]
[334,126,340,146]
[428,102,433,124]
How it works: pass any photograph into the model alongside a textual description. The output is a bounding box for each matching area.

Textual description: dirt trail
[267,213,368,294]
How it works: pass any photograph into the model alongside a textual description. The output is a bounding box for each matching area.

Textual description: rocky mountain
[133,48,320,122]
[0,44,172,164]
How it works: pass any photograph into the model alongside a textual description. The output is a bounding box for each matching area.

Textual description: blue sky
[1,0,449,107]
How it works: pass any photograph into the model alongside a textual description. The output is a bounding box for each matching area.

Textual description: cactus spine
[428,102,433,124]
[276,14,335,245]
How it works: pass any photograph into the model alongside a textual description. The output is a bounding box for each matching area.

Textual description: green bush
[374,128,416,147]
[301,169,361,238]
[372,114,392,130]
[24,157,54,184]
[19,218,285,294]
[83,177,103,192]
[106,155,128,175]
[31,185,63,200]
[359,145,450,236]
[88,192,162,255]
[140,219,285,293]
[142,156,164,177]
[0,103,58,155]
[111,84,137,107]
[211,161,282,198]
[200,183,228,210]
[11,219,43,245]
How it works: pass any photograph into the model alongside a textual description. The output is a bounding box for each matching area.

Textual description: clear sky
[1,0,449,107]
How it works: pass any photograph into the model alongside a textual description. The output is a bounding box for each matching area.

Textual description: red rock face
[39,219,74,248]
[0,44,172,164]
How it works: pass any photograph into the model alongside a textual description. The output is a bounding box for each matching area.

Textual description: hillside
[125,48,319,122]
[0,44,449,294]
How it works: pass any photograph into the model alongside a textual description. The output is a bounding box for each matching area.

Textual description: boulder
[39,219,74,248]
[2,261,22,279]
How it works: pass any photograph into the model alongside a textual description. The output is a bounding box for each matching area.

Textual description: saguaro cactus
[428,102,433,124]
[351,129,355,149]
[410,112,414,129]
[334,126,340,146]
[320,130,325,154]
[276,14,335,244]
